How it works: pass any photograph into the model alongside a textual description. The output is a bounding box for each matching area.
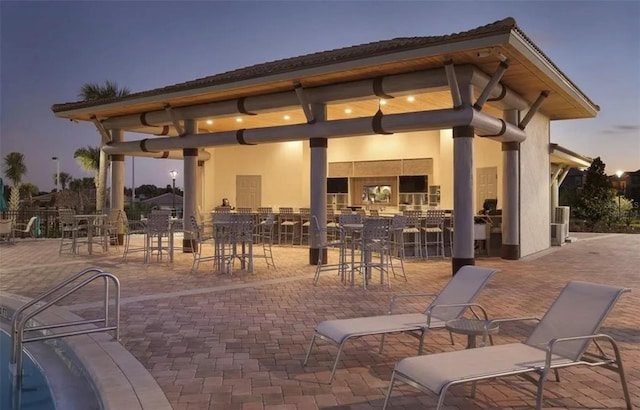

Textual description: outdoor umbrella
[0,177,8,212]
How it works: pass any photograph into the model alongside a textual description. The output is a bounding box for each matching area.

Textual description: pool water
[0,330,55,410]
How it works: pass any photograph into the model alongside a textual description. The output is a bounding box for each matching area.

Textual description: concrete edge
[0,291,172,410]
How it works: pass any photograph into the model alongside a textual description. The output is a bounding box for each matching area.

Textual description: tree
[78,80,131,101]
[74,146,100,186]
[78,80,131,210]
[54,171,72,190]
[3,152,27,211]
[19,182,39,202]
[574,157,617,229]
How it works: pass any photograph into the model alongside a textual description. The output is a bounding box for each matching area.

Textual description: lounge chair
[383,281,632,410]
[304,265,499,382]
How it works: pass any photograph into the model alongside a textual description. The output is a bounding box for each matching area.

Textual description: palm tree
[3,152,27,211]
[74,147,100,184]
[78,80,131,101]
[77,80,130,210]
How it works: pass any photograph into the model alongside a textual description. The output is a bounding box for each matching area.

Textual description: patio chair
[0,218,14,243]
[13,216,39,240]
[311,215,347,286]
[382,281,632,410]
[304,265,499,382]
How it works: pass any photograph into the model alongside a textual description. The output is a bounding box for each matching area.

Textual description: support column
[452,125,475,274]
[309,103,328,265]
[97,149,108,211]
[501,110,520,260]
[110,129,125,244]
[183,119,198,253]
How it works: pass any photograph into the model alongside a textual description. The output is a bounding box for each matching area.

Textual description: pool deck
[1,233,638,409]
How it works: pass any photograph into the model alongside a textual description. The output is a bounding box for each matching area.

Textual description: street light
[615,170,624,219]
[52,157,60,192]
[169,170,178,216]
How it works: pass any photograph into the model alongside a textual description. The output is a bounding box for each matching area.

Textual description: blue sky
[1,0,639,191]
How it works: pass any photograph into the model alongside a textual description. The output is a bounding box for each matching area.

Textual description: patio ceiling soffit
[98,65,528,132]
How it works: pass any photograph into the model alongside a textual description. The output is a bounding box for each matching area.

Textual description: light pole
[616,170,624,219]
[52,157,60,192]
[169,170,178,216]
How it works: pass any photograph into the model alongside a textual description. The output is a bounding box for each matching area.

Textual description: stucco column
[183,119,198,253]
[110,129,125,244]
[501,110,520,259]
[309,103,328,265]
[97,149,108,211]
[452,125,475,275]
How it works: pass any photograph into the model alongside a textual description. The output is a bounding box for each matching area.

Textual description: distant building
[560,168,588,191]
[141,192,183,211]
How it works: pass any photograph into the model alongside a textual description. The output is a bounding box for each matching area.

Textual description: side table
[445,318,499,348]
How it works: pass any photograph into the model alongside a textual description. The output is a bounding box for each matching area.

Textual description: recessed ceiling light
[206,120,213,125]
[283,115,291,120]
[236,117,243,123]
[344,108,352,114]
[407,96,415,102]
[379,99,387,105]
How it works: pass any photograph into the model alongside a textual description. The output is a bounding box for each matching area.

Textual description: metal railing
[10,267,120,401]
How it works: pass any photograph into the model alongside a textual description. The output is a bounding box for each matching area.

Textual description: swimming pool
[1,290,171,410]
[0,330,55,409]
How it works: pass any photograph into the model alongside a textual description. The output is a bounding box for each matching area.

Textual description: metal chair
[423,209,445,258]
[311,215,347,286]
[388,214,408,282]
[121,211,148,262]
[254,213,276,269]
[357,217,391,289]
[402,210,423,258]
[189,215,216,274]
[278,207,298,245]
[144,210,172,263]
[58,209,87,255]
[298,207,311,245]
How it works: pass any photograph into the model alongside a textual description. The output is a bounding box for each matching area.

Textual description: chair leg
[329,341,348,383]
[535,370,550,410]
[303,334,317,366]
[382,371,397,410]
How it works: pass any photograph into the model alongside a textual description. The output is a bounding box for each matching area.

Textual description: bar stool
[299,207,311,245]
[256,207,272,243]
[402,210,423,258]
[278,207,298,245]
[388,214,408,282]
[423,209,445,258]
[446,210,454,257]
[254,213,276,269]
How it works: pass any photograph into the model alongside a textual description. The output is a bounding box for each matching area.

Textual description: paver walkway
[1,233,638,409]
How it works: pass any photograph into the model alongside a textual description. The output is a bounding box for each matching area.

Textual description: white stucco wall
[474,136,504,212]
[519,112,551,257]
[203,141,306,210]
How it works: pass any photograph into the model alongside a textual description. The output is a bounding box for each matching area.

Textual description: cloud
[601,125,640,134]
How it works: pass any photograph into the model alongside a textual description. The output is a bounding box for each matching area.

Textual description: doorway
[236,175,261,209]
[476,167,497,213]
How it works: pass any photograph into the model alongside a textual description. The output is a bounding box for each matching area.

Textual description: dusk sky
[1,1,639,192]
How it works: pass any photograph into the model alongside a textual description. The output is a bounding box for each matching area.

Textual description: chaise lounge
[383,280,632,409]
[304,265,499,382]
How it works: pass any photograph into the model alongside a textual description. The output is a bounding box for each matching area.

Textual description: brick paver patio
[1,233,638,409]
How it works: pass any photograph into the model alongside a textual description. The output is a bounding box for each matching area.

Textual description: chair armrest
[480,316,541,345]
[389,293,438,314]
[427,302,490,325]
[544,333,618,371]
